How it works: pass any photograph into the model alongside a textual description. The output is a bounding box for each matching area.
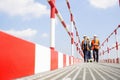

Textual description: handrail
[48,0,83,58]
[99,25,120,63]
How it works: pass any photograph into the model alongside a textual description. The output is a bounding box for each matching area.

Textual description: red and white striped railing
[65,0,83,58]
[48,0,83,58]
[99,25,120,63]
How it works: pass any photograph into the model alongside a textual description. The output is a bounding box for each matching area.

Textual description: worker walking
[91,35,100,62]
[87,37,92,62]
[81,35,91,62]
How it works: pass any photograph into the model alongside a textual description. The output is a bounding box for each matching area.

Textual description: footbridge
[0,0,120,80]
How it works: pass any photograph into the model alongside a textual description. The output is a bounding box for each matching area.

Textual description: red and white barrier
[99,25,120,63]
[0,31,82,80]
[65,0,83,57]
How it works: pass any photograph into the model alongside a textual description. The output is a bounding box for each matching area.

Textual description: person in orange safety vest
[91,35,100,62]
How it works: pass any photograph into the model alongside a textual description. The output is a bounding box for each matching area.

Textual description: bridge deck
[17,63,120,80]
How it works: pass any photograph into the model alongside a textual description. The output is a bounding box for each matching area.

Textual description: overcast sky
[0,0,120,57]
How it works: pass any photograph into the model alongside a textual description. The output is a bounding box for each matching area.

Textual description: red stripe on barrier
[48,0,55,8]
[116,58,119,63]
[69,56,71,65]
[68,32,71,36]
[113,59,115,63]
[50,48,58,70]
[63,54,66,67]
[61,21,66,28]
[71,32,73,37]
[118,25,120,28]
[48,0,56,18]
[0,31,35,79]
[107,47,109,53]
[50,7,55,18]
[77,46,79,51]
[71,14,73,21]
[71,38,74,44]
[67,2,70,9]
[106,38,108,42]
[114,29,117,35]
[116,42,119,50]
[76,31,78,36]
[50,47,55,50]
[52,0,55,4]
[55,8,58,14]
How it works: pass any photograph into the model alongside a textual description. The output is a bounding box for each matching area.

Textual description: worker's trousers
[93,49,99,62]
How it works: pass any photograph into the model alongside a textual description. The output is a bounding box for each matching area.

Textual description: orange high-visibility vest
[81,40,90,51]
[81,40,86,50]
[91,39,100,50]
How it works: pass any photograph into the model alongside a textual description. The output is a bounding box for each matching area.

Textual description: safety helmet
[93,35,97,37]
[87,36,90,40]
[83,35,87,37]
[83,35,87,38]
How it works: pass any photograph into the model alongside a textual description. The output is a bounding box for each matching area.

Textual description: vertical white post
[50,18,55,49]
[50,0,55,49]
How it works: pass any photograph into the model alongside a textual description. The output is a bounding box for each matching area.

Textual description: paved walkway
[17,63,120,80]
